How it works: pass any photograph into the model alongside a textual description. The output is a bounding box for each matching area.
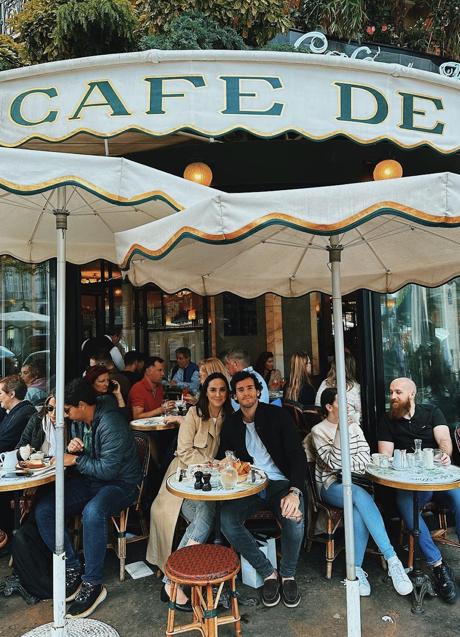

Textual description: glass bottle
[220,451,238,490]
[414,439,423,467]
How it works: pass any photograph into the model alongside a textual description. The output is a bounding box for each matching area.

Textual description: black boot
[433,562,458,604]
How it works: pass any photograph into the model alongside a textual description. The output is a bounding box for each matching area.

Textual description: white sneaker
[355,567,371,596]
[387,556,413,596]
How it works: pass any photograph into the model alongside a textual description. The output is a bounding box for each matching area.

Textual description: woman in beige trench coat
[146,372,232,606]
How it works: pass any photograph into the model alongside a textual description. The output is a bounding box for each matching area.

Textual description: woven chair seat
[165,545,240,583]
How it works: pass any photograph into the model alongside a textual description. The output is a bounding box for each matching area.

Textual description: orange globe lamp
[183,162,213,186]
[373,159,403,181]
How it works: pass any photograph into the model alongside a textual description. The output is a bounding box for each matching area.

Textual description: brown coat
[146,406,223,571]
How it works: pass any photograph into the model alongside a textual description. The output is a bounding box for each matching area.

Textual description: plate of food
[17,459,53,474]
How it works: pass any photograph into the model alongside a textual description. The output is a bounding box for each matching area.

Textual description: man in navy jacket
[0,375,36,452]
[35,379,141,619]
[217,371,307,609]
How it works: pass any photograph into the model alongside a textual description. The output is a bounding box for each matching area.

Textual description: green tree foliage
[293,0,367,41]
[12,0,137,64]
[0,35,27,70]
[137,0,294,47]
[140,11,246,50]
[11,0,58,64]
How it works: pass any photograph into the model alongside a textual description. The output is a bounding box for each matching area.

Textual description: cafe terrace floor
[1,525,459,637]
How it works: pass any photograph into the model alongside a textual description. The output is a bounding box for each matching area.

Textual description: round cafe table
[166,467,268,543]
[366,462,460,614]
[130,417,180,464]
[0,468,56,530]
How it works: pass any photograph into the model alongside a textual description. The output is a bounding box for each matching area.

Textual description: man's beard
[390,397,411,419]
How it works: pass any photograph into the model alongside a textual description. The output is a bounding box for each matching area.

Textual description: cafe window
[222,293,257,336]
[0,256,53,385]
[380,281,460,425]
[146,290,204,330]
[144,289,205,370]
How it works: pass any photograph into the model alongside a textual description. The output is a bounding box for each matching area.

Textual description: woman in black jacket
[16,391,56,458]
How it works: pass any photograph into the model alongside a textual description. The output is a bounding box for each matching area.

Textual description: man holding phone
[217,371,307,609]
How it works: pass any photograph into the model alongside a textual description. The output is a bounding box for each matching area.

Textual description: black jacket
[16,412,47,451]
[216,402,307,491]
[70,396,141,488]
[0,400,37,453]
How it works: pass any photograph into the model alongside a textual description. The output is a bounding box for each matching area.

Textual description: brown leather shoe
[0,529,8,549]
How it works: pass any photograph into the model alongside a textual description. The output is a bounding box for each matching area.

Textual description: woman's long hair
[254,351,273,382]
[285,352,312,402]
[196,372,232,420]
[199,357,230,381]
[325,353,358,391]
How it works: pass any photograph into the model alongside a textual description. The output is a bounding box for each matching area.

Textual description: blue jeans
[220,480,305,579]
[35,475,137,585]
[322,482,396,567]
[396,488,460,565]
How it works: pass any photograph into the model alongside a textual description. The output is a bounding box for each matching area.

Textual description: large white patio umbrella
[0,147,218,637]
[116,171,460,637]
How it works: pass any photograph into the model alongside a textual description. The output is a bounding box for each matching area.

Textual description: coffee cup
[30,451,45,462]
[0,450,17,471]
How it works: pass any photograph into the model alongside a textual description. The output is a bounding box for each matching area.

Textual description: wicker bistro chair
[108,432,151,581]
[303,433,344,578]
[164,544,241,637]
[283,401,322,438]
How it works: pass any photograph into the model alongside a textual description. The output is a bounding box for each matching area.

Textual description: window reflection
[381,281,460,424]
[0,256,52,386]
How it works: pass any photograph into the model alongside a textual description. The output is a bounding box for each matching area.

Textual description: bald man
[378,377,459,604]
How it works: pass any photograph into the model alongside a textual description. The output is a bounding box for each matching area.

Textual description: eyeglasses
[46,405,56,413]
[64,407,71,416]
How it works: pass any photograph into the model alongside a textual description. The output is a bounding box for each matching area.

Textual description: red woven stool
[164,544,242,637]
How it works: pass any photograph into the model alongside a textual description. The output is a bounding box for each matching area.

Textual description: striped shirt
[311,418,371,492]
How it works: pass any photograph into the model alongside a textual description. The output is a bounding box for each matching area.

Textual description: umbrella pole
[53,191,69,635]
[328,236,361,637]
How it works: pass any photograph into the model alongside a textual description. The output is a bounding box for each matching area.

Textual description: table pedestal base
[411,570,436,614]
[21,619,119,636]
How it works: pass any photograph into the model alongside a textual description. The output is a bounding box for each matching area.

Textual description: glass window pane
[0,257,52,388]
[380,281,460,424]
[163,291,203,329]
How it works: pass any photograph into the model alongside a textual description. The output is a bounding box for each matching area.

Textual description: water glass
[406,453,415,469]
[433,449,443,465]
[423,448,434,469]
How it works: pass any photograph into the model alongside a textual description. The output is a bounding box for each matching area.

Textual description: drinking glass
[162,400,172,416]
[433,449,443,465]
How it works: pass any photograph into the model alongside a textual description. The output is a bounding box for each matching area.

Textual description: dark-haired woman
[255,351,283,391]
[16,391,57,459]
[146,372,232,609]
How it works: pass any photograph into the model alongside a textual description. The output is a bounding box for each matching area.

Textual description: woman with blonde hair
[284,352,315,407]
[181,357,229,406]
[315,352,361,425]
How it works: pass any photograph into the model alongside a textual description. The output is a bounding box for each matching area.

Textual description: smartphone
[108,380,117,393]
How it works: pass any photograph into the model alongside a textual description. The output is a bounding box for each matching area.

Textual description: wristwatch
[289,487,301,498]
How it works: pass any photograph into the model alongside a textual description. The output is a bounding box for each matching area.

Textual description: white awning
[116,172,460,296]
[0,50,458,154]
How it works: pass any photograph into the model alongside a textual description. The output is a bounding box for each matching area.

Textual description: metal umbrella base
[22,620,120,636]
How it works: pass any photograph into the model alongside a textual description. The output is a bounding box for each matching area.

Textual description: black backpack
[10,514,53,601]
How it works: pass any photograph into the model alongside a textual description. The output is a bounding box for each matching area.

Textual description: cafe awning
[0,49,459,155]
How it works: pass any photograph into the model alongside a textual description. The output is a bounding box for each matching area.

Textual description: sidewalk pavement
[1,534,459,637]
